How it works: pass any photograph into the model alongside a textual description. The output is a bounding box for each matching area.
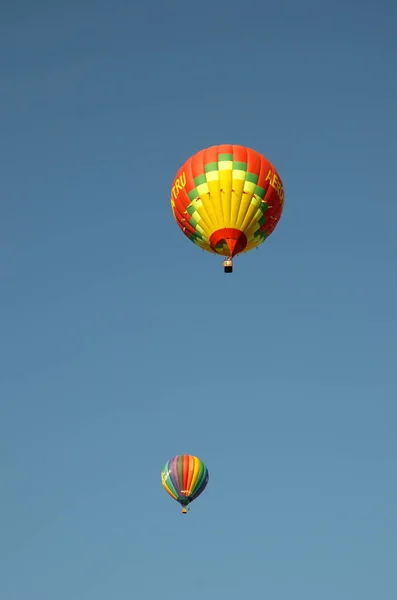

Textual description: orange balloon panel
[170,144,284,257]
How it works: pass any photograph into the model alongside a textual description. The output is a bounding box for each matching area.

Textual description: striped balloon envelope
[161,455,209,514]
[170,144,285,273]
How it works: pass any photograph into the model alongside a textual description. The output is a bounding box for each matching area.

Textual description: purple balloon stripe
[169,456,182,497]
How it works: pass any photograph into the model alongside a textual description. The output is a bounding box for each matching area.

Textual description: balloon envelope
[170,144,284,258]
[161,455,209,507]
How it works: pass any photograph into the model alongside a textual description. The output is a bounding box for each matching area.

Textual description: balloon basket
[223,258,233,273]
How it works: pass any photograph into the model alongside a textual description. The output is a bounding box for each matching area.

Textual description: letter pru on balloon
[170,144,285,273]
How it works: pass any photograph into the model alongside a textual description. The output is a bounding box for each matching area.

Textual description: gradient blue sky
[1,1,396,598]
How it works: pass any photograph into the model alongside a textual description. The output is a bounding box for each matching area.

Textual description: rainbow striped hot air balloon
[161,455,209,514]
[170,144,285,273]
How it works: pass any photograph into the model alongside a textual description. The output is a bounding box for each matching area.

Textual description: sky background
[1,1,396,599]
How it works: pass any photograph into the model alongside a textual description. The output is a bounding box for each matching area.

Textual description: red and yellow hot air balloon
[161,455,209,514]
[170,144,285,273]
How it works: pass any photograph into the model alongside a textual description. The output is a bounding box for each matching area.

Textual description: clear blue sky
[1,1,396,598]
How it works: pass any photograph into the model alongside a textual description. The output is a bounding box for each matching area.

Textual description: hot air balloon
[161,454,209,514]
[170,144,285,273]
